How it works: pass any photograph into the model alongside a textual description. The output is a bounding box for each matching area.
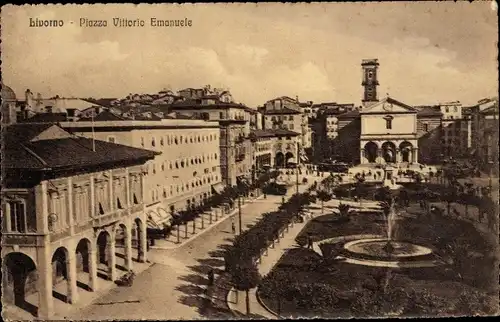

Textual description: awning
[147,210,161,229]
[157,207,173,225]
[212,183,225,194]
[287,157,297,164]
[300,155,308,162]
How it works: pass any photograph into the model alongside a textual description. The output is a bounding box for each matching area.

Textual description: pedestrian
[282,196,285,205]
[307,234,313,249]
[208,268,214,286]
[231,217,236,234]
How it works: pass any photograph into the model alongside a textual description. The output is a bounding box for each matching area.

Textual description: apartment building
[61,119,222,228]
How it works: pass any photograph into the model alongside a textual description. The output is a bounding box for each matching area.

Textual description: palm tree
[230,262,262,315]
[338,203,351,218]
[442,187,458,216]
[317,190,332,214]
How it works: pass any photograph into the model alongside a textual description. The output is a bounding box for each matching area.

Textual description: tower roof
[361,59,379,66]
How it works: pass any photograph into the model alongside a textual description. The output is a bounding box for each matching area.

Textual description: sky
[2,2,498,107]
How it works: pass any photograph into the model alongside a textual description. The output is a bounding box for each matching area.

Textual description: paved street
[64,176,318,320]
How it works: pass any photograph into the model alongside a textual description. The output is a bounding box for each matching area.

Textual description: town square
[1,2,499,320]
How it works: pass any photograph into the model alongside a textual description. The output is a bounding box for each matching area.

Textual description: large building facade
[167,101,254,186]
[359,98,419,164]
[61,119,223,228]
[1,123,157,319]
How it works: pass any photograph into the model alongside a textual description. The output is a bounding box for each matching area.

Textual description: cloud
[1,3,497,106]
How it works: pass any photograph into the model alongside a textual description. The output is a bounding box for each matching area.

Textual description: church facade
[359,97,419,164]
[333,59,429,165]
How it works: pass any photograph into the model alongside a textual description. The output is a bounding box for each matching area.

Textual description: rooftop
[3,123,159,171]
[22,112,69,123]
[415,106,443,117]
[251,129,300,138]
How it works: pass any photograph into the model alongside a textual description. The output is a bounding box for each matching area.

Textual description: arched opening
[51,247,70,303]
[381,141,397,163]
[275,152,285,168]
[364,141,378,163]
[75,238,92,291]
[114,223,130,272]
[399,141,413,163]
[96,231,111,280]
[132,218,145,263]
[285,152,294,167]
[2,252,38,316]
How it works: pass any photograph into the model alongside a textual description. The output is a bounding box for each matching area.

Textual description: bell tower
[361,59,380,108]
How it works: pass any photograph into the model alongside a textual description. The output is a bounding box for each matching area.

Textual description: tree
[374,186,392,204]
[230,262,262,315]
[317,190,332,214]
[442,187,458,216]
[355,175,366,205]
[338,203,351,218]
[170,212,183,244]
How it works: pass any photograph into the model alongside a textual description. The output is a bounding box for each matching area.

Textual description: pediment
[30,125,73,142]
[360,97,417,114]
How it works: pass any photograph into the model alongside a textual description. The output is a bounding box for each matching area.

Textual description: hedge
[225,188,317,272]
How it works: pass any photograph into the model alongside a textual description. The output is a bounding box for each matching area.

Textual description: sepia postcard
[1,2,499,320]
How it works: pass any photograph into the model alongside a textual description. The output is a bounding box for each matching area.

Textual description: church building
[336,59,424,165]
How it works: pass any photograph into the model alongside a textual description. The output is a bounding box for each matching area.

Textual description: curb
[151,194,265,250]
[255,287,280,319]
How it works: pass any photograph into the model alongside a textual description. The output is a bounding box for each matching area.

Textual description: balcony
[2,232,45,247]
[92,209,130,228]
[235,154,246,162]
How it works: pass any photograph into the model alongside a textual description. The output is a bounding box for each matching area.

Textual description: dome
[1,84,17,101]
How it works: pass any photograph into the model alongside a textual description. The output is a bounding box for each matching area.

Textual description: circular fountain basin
[344,238,433,261]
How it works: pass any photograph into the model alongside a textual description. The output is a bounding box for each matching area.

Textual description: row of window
[150,174,220,202]
[272,124,294,130]
[4,187,143,233]
[269,115,295,121]
[140,133,219,148]
[444,106,459,113]
[149,155,219,174]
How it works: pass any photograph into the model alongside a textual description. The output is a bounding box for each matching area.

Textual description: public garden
[222,163,499,318]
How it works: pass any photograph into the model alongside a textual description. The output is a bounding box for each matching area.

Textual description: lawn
[258,203,499,318]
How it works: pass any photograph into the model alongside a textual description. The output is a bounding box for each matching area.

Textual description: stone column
[67,177,75,235]
[108,171,114,212]
[396,149,401,163]
[108,239,117,281]
[376,148,382,163]
[125,169,131,207]
[360,149,365,164]
[413,148,419,163]
[125,226,133,270]
[139,219,148,262]
[89,247,98,291]
[90,175,96,219]
[37,244,54,318]
[67,250,79,304]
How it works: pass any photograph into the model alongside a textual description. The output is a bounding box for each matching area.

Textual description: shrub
[296,235,308,248]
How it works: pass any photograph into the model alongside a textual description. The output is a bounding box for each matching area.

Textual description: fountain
[382,165,402,190]
[339,199,439,267]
